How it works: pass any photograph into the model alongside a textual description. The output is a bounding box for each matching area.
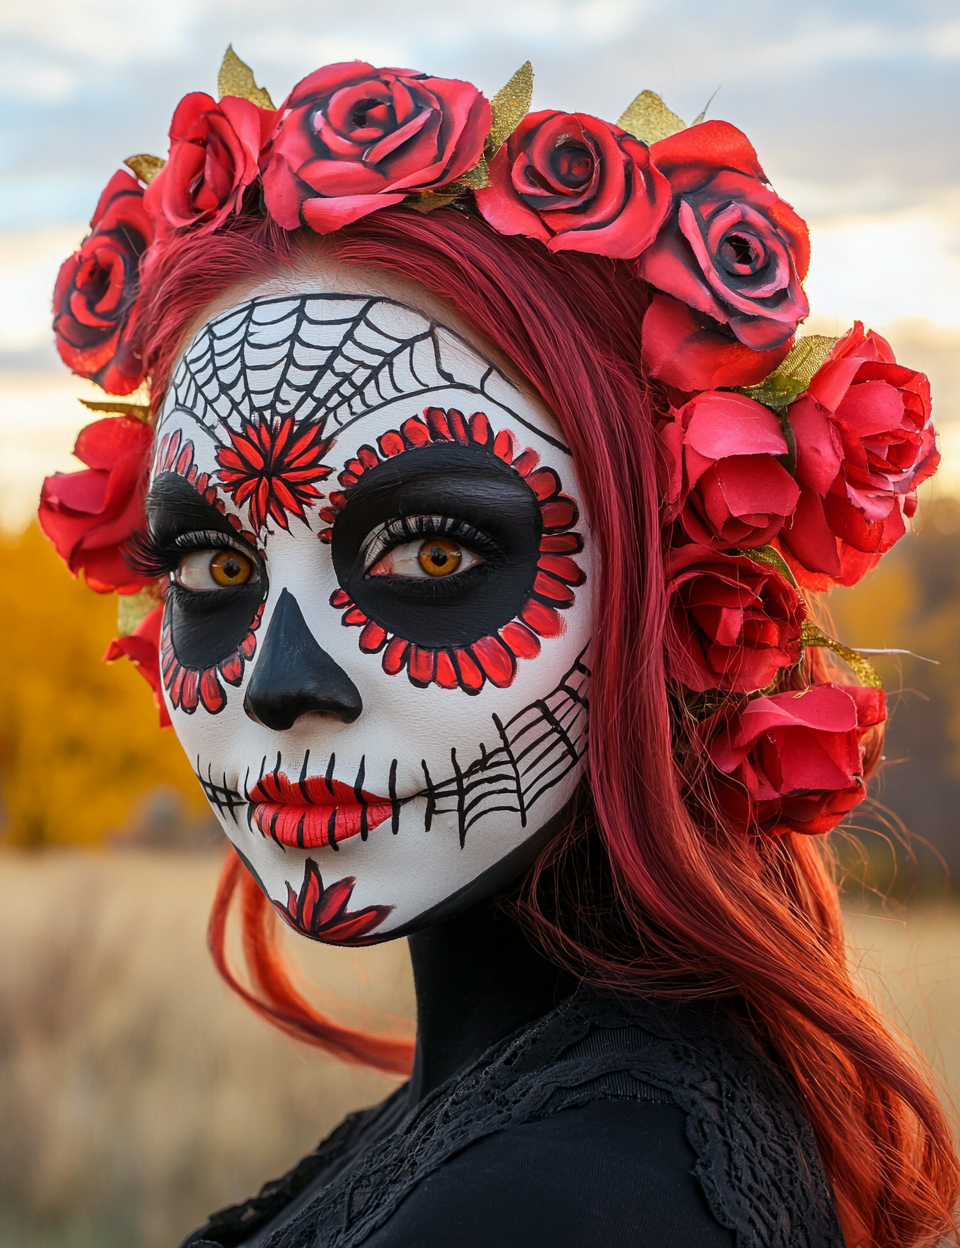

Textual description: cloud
[804,196,960,329]
[0,224,85,354]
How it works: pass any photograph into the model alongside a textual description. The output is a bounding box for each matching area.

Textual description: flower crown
[40,49,939,841]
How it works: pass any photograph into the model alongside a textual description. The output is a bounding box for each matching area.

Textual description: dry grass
[0,850,414,1248]
[0,851,958,1248]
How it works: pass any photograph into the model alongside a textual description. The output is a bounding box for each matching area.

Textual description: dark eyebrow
[146,472,242,544]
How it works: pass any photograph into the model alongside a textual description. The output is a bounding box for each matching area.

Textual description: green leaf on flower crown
[616,90,686,144]
[737,335,839,409]
[218,44,275,109]
[78,398,153,424]
[124,154,166,185]
[485,61,534,157]
[117,584,164,637]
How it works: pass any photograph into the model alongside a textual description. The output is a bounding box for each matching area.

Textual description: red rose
[103,603,171,728]
[660,391,800,548]
[145,92,275,233]
[705,683,885,836]
[52,170,154,395]
[38,415,152,593]
[777,324,938,588]
[475,110,670,258]
[638,121,810,351]
[641,292,793,391]
[262,62,490,232]
[665,545,805,693]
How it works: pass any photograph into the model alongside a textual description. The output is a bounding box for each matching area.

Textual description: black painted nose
[244,588,363,729]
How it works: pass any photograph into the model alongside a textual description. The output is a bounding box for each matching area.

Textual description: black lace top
[182,988,844,1248]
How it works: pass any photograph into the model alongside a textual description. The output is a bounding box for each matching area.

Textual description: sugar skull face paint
[143,280,593,942]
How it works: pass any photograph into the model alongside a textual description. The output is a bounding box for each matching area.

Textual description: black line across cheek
[331,443,543,649]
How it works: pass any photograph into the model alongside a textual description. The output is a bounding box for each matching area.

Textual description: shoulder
[362,1097,736,1248]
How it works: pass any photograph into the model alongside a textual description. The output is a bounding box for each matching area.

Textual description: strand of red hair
[140,206,960,1248]
[209,852,414,1074]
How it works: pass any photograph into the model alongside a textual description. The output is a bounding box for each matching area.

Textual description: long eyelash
[361,514,499,572]
[125,528,256,579]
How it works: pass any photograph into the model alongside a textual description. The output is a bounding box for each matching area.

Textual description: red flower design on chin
[320,407,585,695]
[216,413,333,532]
[274,859,392,945]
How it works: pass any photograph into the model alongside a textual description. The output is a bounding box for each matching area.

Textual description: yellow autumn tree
[0,523,206,847]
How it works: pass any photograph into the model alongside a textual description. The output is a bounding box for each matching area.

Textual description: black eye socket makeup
[133,473,268,671]
[331,442,543,650]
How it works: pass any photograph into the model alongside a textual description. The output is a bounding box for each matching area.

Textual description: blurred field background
[1,0,959,1245]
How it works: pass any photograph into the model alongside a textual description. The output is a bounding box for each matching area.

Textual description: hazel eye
[368,537,481,579]
[418,537,462,577]
[176,548,257,591]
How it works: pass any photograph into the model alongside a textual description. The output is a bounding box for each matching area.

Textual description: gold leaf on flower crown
[124,154,165,185]
[801,622,883,690]
[406,191,460,214]
[117,583,164,638]
[738,335,839,409]
[78,397,153,424]
[486,61,534,156]
[218,44,275,110]
[617,90,686,145]
[738,544,798,587]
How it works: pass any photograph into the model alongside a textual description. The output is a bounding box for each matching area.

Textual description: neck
[406,897,574,1103]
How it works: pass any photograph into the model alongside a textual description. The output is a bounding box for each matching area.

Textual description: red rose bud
[476,110,671,258]
[262,63,490,232]
[777,323,938,588]
[641,292,793,391]
[145,92,276,233]
[52,170,154,395]
[638,121,810,351]
[705,683,886,836]
[38,415,153,593]
[665,545,805,693]
[103,603,171,728]
[660,391,800,548]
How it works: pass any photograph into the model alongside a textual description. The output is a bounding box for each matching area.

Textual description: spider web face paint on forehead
[152,290,594,941]
[160,293,569,453]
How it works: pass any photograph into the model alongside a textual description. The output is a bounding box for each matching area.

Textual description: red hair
[141,207,959,1248]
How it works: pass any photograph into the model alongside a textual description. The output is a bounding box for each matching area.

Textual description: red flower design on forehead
[322,406,585,695]
[215,412,333,532]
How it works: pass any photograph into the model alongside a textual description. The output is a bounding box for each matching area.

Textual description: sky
[1,0,958,524]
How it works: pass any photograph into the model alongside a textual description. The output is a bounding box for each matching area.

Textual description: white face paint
[145,278,593,943]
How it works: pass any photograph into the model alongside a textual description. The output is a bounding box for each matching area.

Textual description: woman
[39,52,958,1247]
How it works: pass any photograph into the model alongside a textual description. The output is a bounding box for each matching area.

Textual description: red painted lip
[248,772,394,849]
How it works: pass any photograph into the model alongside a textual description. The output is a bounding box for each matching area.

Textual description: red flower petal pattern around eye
[153,432,264,714]
[273,858,392,945]
[160,598,264,715]
[321,406,586,694]
[215,411,333,533]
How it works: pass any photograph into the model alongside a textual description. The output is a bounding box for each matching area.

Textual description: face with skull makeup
[143,270,594,943]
